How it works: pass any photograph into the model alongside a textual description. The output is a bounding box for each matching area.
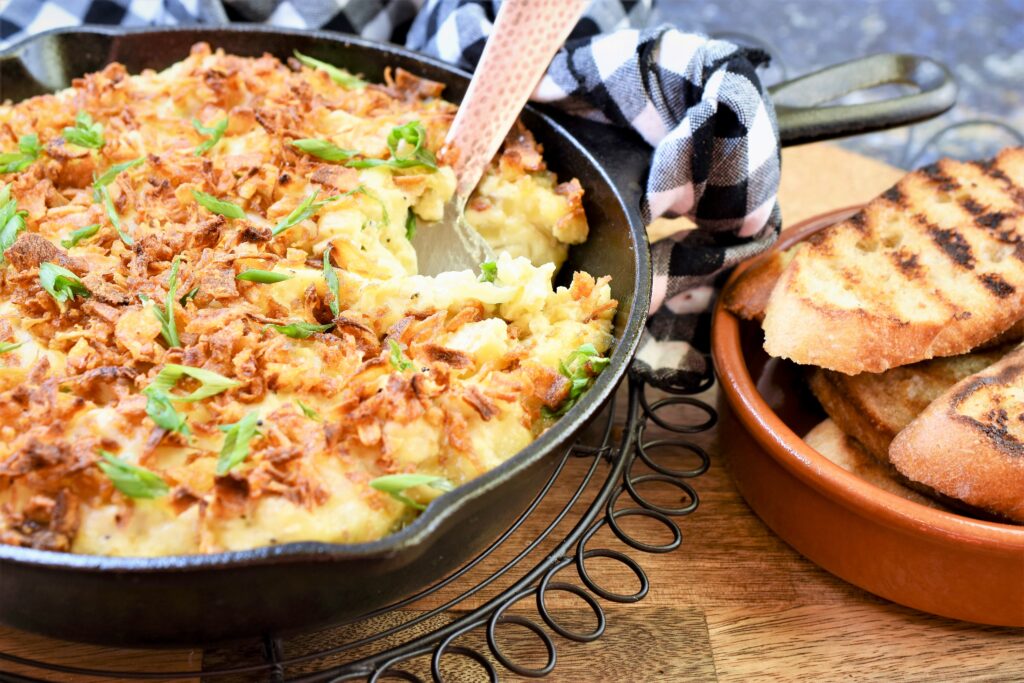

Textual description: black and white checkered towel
[0,0,781,392]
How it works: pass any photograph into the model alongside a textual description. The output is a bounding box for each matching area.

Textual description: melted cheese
[0,45,616,556]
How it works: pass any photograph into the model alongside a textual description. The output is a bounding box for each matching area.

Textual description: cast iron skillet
[0,26,955,645]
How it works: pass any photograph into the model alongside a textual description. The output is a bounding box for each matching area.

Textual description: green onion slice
[369,473,453,510]
[322,245,341,317]
[192,189,245,219]
[93,156,145,191]
[542,343,611,418]
[60,223,100,249]
[293,50,366,89]
[0,340,25,355]
[291,138,359,163]
[236,269,292,283]
[478,260,497,283]
[216,410,260,475]
[98,451,169,499]
[0,134,42,174]
[145,389,190,435]
[39,262,89,305]
[192,117,228,156]
[266,321,334,339]
[388,339,414,371]
[64,111,104,149]
[144,363,240,402]
[96,183,133,246]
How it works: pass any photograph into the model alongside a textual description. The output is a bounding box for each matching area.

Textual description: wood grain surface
[2,143,1022,681]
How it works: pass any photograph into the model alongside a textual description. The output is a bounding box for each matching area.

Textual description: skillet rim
[0,25,652,571]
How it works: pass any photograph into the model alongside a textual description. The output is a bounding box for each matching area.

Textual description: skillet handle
[769,53,957,146]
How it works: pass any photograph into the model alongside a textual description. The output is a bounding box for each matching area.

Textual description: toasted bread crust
[722,247,798,321]
[809,370,900,464]
[764,148,1024,374]
[804,419,944,508]
[889,348,1024,522]
[808,347,1009,464]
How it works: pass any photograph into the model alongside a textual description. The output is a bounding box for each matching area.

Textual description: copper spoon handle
[443,0,589,200]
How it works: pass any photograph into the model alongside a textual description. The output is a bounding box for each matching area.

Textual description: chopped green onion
[96,184,133,246]
[271,189,339,236]
[39,262,89,305]
[542,343,611,418]
[405,209,416,240]
[0,185,27,257]
[267,321,334,339]
[63,111,104,149]
[192,117,229,156]
[236,269,292,284]
[388,339,414,371]
[144,363,240,402]
[345,121,437,171]
[93,156,145,192]
[0,184,12,216]
[291,139,359,163]
[293,50,366,89]
[98,451,169,499]
[478,260,497,283]
[0,134,42,174]
[216,410,260,475]
[60,223,100,249]
[297,400,321,421]
[0,340,25,355]
[155,255,182,347]
[369,473,453,510]
[145,389,190,436]
[192,189,245,219]
[322,245,341,317]
[293,123,437,172]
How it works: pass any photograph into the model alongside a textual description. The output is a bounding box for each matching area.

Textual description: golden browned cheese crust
[0,45,616,555]
[889,348,1024,522]
[762,148,1024,374]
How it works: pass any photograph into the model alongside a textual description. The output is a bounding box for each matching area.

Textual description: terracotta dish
[712,208,1024,627]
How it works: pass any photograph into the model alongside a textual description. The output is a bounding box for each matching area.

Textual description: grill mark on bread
[949,360,1024,457]
[977,211,1009,229]
[881,185,904,205]
[762,148,1024,374]
[960,196,986,216]
[891,249,923,277]
[925,221,976,269]
[978,272,1015,298]
[979,159,1024,204]
[847,212,867,233]
[921,162,960,192]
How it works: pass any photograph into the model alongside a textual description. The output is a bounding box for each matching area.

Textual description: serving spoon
[411,0,590,276]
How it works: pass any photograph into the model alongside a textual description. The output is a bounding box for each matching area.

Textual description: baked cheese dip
[0,44,616,556]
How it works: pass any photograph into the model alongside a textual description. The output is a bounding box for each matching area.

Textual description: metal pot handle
[770,52,957,146]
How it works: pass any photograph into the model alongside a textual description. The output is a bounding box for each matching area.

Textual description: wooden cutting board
[2,143,1021,682]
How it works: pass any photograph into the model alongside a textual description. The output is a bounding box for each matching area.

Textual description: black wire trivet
[0,372,715,682]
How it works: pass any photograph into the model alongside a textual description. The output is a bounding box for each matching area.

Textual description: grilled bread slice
[722,247,800,321]
[762,147,1024,374]
[889,347,1024,522]
[808,347,1011,463]
[804,419,945,509]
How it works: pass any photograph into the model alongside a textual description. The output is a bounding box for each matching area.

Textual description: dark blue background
[657,0,1024,167]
